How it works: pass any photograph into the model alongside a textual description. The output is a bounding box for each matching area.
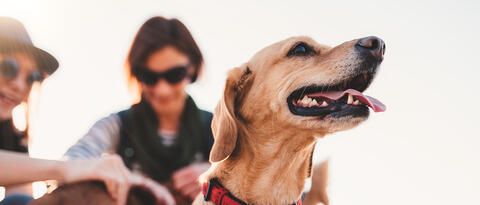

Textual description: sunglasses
[0,58,44,84]
[135,65,189,86]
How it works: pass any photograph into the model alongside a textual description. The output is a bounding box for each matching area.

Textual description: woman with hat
[65,16,213,205]
[0,17,175,205]
[0,16,60,204]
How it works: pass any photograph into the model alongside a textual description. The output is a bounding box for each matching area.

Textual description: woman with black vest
[65,16,213,205]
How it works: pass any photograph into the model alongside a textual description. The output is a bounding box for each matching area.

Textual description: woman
[65,16,213,204]
[0,16,57,150]
[0,17,173,205]
[0,16,60,205]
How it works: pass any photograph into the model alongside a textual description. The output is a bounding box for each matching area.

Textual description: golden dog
[30,36,385,205]
[194,36,386,205]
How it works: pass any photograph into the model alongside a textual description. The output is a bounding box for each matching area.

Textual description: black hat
[0,17,58,75]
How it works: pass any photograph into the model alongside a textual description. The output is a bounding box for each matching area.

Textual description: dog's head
[210,36,386,162]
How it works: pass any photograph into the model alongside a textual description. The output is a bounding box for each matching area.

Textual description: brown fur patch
[30,181,156,205]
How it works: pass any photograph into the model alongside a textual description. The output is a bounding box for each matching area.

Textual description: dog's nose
[355,36,385,61]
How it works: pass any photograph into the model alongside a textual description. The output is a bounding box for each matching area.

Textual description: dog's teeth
[305,98,312,104]
[297,100,304,106]
[309,99,318,107]
[353,99,360,105]
[347,94,354,104]
[320,101,329,107]
[302,95,312,105]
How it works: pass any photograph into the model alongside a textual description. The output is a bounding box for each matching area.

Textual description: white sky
[1,0,479,204]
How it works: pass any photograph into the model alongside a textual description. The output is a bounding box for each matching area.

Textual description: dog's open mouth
[287,72,386,117]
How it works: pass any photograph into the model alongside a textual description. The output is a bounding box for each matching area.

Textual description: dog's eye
[287,42,315,57]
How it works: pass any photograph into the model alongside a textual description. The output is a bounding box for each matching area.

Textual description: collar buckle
[203,178,215,201]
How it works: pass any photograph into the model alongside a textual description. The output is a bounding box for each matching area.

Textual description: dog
[30,35,385,205]
[193,36,386,205]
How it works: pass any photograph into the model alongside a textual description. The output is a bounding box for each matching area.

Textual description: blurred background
[1,0,479,204]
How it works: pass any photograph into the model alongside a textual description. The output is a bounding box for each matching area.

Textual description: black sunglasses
[0,58,44,84]
[135,65,189,86]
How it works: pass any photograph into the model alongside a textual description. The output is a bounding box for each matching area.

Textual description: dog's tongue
[307,89,386,112]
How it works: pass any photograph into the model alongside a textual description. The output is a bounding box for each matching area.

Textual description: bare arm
[0,150,64,186]
[0,151,176,205]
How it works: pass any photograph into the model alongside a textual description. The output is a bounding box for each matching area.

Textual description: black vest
[116,98,213,183]
[0,119,28,153]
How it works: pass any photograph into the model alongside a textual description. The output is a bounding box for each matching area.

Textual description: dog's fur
[29,182,157,205]
[193,36,382,205]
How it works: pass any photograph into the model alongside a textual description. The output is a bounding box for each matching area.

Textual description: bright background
[1,0,479,204]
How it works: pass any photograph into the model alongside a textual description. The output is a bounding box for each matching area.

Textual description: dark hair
[127,16,204,85]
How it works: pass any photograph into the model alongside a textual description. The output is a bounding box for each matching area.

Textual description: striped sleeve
[63,114,121,160]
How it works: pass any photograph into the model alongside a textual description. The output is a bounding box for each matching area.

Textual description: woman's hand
[172,162,210,200]
[62,154,175,205]
[131,174,176,205]
[61,155,133,205]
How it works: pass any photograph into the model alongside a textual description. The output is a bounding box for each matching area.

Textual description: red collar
[202,178,303,205]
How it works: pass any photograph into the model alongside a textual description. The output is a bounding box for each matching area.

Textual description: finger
[188,190,201,201]
[172,165,193,182]
[179,181,200,198]
[116,180,130,205]
[173,171,197,190]
[128,173,145,187]
[104,176,119,201]
[88,159,118,200]
[143,179,176,205]
[156,191,176,205]
[175,173,198,191]
[184,183,201,200]
[112,158,131,205]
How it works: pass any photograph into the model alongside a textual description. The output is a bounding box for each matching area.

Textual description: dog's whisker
[299,87,307,99]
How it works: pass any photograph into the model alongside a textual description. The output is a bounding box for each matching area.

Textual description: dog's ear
[210,65,253,163]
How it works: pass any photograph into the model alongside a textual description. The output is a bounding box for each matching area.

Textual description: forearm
[0,150,66,186]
